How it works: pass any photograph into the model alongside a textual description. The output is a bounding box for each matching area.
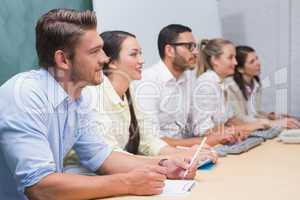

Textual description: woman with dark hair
[226,45,300,129]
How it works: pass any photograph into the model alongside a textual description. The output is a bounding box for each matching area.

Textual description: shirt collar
[103,76,127,107]
[253,78,260,88]
[158,60,187,84]
[42,68,69,108]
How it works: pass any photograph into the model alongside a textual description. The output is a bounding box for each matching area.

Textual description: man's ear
[165,44,175,58]
[54,50,71,70]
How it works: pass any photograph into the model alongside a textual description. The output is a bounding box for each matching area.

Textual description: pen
[183,137,207,178]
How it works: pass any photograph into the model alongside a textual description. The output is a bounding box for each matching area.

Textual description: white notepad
[159,180,196,196]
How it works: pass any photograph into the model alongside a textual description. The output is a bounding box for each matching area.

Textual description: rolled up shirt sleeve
[73,111,112,172]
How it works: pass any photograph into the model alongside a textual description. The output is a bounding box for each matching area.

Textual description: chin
[189,61,196,68]
[91,78,102,86]
[134,75,142,80]
[226,71,234,77]
[133,72,142,80]
[185,64,194,70]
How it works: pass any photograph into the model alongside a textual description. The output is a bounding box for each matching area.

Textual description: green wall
[0,0,92,85]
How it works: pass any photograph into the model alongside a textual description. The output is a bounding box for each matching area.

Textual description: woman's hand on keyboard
[271,117,300,129]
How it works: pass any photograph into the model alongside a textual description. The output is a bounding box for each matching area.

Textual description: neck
[163,58,184,80]
[242,74,253,85]
[214,69,226,82]
[108,73,130,99]
[48,67,85,100]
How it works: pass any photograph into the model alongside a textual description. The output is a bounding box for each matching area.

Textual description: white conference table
[104,139,300,200]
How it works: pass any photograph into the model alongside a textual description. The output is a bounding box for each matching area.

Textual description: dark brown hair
[158,24,192,59]
[36,8,97,68]
[100,31,140,154]
[234,45,261,100]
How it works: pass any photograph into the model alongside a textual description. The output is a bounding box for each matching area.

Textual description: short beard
[172,53,191,73]
[69,61,90,87]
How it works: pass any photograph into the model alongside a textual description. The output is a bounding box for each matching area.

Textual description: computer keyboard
[250,125,283,139]
[213,145,227,157]
[213,126,283,156]
[214,137,264,156]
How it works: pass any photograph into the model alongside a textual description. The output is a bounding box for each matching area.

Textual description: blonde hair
[196,38,234,77]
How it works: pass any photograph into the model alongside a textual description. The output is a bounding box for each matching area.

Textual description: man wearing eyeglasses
[134,24,206,148]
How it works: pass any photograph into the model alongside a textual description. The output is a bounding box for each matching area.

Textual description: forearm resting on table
[159,145,187,155]
[226,117,245,126]
[226,117,263,131]
[201,126,231,146]
[158,145,198,158]
[25,172,129,200]
[161,136,202,147]
[26,151,166,200]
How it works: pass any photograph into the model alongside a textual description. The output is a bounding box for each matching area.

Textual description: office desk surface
[105,140,300,200]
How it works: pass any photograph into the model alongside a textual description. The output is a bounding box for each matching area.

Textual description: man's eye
[91,49,100,54]
[130,53,138,56]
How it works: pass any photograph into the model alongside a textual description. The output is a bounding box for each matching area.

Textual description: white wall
[219,0,300,115]
[291,0,300,116]
[93,0,221,66]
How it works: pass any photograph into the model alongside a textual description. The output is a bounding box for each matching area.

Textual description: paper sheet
[158,180,196,196]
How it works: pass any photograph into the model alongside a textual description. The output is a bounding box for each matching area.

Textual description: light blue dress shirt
[0,69,112,200]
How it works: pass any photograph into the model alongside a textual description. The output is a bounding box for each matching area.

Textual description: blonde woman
[191,39,268,142]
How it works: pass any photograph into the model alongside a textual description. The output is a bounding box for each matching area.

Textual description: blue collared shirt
[0,69,112,200]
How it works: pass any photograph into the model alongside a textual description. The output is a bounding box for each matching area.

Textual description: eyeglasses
[168,42,198,52]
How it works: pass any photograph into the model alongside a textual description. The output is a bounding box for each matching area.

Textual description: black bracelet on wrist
[158,158,168,166]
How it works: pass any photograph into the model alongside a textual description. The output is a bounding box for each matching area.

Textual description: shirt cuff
[150,139,168,156]
[80,146,112,172]
[193,123,213,137]
[19,165,56,193]
[138,137,168,156]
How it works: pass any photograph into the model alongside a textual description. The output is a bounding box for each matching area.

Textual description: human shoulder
[196,70,215,81]
[224,76,234,84]
[195,70,220,88]
[133,62,164,96]
[0,69,52,134]
[0,69,52,114]
[81,76,112,112]
[141,62,162,81]
[225,76,239,90]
